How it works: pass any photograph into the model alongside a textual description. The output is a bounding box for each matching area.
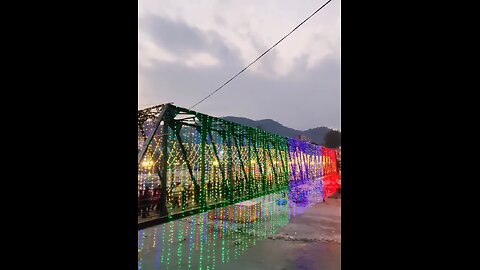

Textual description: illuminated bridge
[138,103,340,229]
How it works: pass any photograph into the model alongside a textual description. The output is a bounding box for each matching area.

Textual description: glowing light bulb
[141,160,153,168]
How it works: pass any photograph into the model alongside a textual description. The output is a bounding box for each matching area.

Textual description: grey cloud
[140,13,208,54]
[140,13,240,65]
[139,14,340,130]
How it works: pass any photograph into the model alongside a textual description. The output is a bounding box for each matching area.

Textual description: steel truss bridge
[138,103,339,229]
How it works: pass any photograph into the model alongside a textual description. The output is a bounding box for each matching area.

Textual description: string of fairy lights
[138,105,340,269]
[138,189,291,270]
[138,106,294,221]
[138,105,339,221]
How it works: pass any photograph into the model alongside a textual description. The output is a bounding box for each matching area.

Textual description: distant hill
[222,116,334,145]
[303,127,332,145]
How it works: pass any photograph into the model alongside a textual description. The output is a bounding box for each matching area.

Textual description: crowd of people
[138,185,161,218]
[139,179,256,219]
[138,182,195,219]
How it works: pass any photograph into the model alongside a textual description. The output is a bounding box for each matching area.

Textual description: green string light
[139,105,328,270]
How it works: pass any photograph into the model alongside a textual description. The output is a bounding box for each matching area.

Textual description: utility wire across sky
[189,0,334,110]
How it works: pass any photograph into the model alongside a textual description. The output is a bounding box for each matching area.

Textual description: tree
[324,130,341,148]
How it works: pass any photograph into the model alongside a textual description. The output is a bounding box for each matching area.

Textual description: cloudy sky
[139,0,340,130]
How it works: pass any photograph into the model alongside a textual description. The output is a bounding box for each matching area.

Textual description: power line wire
[189,0,334,110]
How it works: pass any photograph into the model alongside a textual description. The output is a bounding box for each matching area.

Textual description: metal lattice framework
[138,104,291,228]
[138,103,339,228]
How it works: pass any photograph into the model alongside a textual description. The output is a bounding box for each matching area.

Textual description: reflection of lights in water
[138,107,340,269]
[138,184,325,269]
[177,217,184,269]
[139,188,326,269]
[155,226,161,270]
